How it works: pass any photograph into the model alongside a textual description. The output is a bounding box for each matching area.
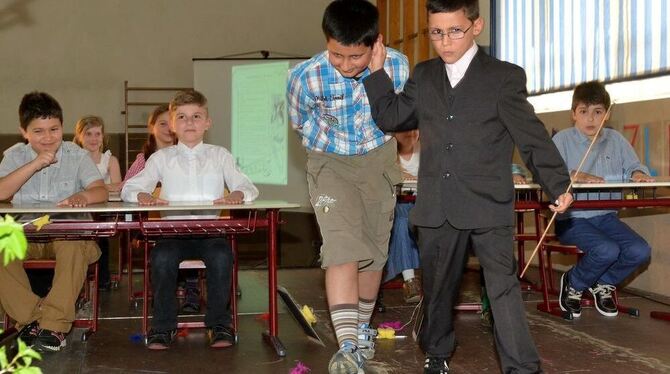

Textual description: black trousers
[417,219,542,374]
[150,237,233,331]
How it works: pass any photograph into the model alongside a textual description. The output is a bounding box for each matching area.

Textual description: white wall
[0,0,331,133]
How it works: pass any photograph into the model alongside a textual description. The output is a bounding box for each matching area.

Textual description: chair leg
[128,234,134,303]
[536,245,573,320]
[547,250,556,294]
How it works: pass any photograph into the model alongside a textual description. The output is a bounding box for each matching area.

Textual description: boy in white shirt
[121,90,258,350]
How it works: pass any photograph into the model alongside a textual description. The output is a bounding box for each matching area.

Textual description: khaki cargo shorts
[306,139,401,271]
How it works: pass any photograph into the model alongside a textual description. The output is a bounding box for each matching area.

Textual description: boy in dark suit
[363,1,573,373]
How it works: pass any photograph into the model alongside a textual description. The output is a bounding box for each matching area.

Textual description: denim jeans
[150,237,233,331]
[555,213,651,291]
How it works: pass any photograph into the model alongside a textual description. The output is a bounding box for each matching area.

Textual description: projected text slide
[231,61,289,185]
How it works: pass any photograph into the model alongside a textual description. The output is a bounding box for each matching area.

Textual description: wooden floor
[6,266,670,374]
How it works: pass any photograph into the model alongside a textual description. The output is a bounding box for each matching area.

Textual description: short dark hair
[322,0,379,47]
[426,0,479,20]
[571,81,611,111]
[19,91,63,130]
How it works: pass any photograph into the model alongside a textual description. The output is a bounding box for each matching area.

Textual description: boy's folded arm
[81,180,108,204]
[363,69,418,133]
[0,157,47,200]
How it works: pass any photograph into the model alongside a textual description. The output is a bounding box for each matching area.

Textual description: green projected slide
[231,61,289,185]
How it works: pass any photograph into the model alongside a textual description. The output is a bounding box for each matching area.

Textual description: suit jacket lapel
[427,58,450,107]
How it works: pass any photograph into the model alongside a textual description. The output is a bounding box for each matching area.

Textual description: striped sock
[330,304,359,348]
[358,297,376,326]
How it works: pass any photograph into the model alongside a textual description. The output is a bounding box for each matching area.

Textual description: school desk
[0,200,299,357]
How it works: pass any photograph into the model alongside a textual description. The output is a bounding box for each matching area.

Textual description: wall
[0,0,331,134]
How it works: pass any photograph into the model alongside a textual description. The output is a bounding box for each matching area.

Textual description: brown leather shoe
[403,277,422,303]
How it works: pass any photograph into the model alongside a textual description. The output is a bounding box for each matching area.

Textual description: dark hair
[571,81,611,111]
[322,0,379,47]
[426,0,479,20]
[143,103,171,159]
[18,91,63,130]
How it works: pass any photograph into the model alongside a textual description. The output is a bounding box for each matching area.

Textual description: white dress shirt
[445,42,478,87]
[121,142,259,217]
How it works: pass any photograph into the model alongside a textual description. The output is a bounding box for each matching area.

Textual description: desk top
[571,176,670,189]
[0,200,300,214]
[402,178,670,189]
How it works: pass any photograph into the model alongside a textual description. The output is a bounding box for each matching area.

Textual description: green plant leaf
[20,348,41,361]
[0,346,8,369]
[0,215,28,266]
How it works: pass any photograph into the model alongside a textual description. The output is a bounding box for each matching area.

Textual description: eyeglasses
[428,21,474,41]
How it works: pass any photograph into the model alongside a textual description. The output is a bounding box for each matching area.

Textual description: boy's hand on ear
[214,191,244,205]
[32,151,57,171]
[368,35,386,73]
[550,192,573,214]
[137,192,168,206]
[58,192,88,207]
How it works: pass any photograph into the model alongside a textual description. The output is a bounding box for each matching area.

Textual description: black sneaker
[146,329,176,350]
[17,321,40,346]
[589,283,618,317]
[424,356,449,374]
[34,328,67,352]
[207,325,235,348]
[559,272,583,317]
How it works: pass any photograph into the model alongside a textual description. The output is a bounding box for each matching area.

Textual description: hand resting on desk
[631,171,655,183]
[137,192,168,206]
[213,190,245,205]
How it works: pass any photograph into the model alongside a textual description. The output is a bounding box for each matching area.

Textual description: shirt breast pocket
[56,180,76,199]
[315,84,347,129]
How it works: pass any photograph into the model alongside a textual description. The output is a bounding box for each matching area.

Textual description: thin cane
[519,102,614,279]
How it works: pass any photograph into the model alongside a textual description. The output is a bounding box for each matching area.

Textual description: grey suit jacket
[364,48,570,229]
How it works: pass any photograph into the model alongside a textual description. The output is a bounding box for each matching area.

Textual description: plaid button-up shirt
[287,48,409,155]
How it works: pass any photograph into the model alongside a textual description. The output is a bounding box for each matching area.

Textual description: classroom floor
[6,262,670,374]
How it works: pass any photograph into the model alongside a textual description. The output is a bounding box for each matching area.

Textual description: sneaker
[403,277,422,304]
[424,356,449,374]
[207,325,235,348]
[181,287,201,313]
[146,329,176,350]
[34,329,67,352]
[589,284,618,317]
[357,323,377,360]
[17,321,40,346]
[559,272,583,317]
[328,342,364,374]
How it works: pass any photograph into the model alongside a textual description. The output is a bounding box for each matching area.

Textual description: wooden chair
[139,236,239,341]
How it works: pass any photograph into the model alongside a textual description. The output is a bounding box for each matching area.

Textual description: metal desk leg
[262,209,286,357]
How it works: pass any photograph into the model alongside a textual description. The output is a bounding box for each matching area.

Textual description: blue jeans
[555,213,651,291]
[384,202,420,283]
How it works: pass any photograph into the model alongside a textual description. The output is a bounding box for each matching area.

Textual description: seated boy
[553,81,653,317]
[121,89,258,350]
[0,91,107,352]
